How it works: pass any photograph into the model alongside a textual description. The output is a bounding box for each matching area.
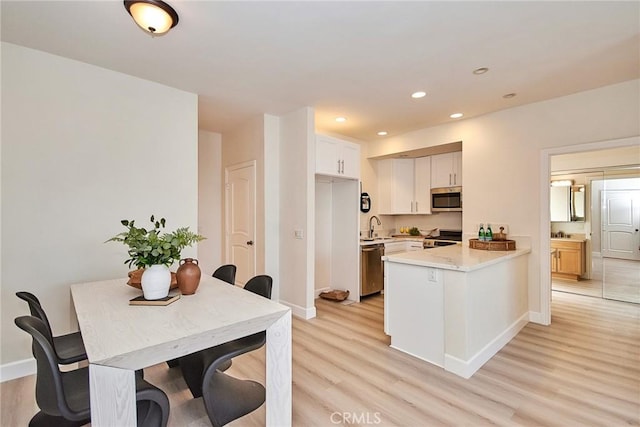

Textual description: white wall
[198,130,222,275]
[1,43,198,374]
[278,107,315,318]
[264,114,281,300]
[551,145,640,171]
[366,79,640,318]
[315,180,332,291]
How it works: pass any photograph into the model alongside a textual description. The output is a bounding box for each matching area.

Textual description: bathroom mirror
[550,182,585,222]
[570,185,585,222]
[550,185,570,222]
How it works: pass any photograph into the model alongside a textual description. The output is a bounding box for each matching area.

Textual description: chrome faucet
[368,215,381,239]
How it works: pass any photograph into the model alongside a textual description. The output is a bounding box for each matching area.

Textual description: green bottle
[486,224,493,241]
[478,224,485,241]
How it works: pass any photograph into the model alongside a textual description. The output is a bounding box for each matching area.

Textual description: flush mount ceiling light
[473,67,489,75]
[124,0,179,35]
[503,93,517,99]
[335,117,347,123]
[450,113,463,119]
[411,91,426,99]
[377,131,388,136]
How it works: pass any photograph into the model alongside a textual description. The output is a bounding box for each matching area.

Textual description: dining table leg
[89,364,137,427]
[266,310,292,426]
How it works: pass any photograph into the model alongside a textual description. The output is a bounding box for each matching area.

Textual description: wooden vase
[176,258,201,295]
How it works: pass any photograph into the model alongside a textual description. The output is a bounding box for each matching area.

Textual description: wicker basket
[319,289,350,301]
[469,239,516,251]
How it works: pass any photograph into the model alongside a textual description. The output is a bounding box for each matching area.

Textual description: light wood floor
[553,257,640,304]
[2,291,639,426]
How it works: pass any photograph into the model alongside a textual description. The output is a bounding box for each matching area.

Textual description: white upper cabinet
[431,151,462,188]
[413,156,431,214]
[378,157,431,215]
[316,134,360,179]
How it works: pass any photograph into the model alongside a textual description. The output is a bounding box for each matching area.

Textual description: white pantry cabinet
[431,152,462,188]
[378,157,431,215]
[316,134,360,179]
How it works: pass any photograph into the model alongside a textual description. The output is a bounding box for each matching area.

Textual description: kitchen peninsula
[383,244,530,379]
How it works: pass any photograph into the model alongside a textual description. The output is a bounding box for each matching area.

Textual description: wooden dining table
[70,275,291,427]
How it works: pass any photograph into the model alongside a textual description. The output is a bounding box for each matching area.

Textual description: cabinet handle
[341,160,345,174]
[449,173,452,186]
[415,201,419,212]
[337,159,341,174]
[454,173,457,185]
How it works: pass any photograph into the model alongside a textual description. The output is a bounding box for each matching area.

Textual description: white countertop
[360,237,424,246]
[383,244,531,272]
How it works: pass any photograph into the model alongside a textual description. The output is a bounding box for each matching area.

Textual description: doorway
[225,161,256,286]
[541,137,639,325]
[550,165,640,304]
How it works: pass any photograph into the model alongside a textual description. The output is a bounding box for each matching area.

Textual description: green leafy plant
[408,227,421,236]
[106,215,204,268]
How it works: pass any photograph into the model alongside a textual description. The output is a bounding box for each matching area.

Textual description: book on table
[129,293,180,306]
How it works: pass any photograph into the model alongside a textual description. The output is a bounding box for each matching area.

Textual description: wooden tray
[469,238,516,251]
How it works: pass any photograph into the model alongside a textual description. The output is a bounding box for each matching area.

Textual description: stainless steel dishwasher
[361,243,384,296]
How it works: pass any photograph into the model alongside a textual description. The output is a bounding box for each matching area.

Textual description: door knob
[246,240,254,246]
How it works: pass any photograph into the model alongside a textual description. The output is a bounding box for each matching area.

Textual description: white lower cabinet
[385,262,444,367]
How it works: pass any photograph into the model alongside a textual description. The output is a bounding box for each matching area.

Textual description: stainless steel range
[423,229,462,249]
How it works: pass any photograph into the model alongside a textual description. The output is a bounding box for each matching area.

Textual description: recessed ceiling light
[473,67,489,75]
[377,131,388,136]
[411,91,426,99]
[335,117,347,123]
[503,93,517,99]
[450,113,463,119]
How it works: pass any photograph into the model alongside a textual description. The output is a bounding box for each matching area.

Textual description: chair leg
[180,354,232,398]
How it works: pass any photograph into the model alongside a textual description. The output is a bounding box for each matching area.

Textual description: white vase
[141,264,171,300]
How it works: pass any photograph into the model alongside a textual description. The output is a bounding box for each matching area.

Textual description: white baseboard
[444,312,529,379]
[279,300,316,320]
[528,310,547,325]
[1,358,35,383]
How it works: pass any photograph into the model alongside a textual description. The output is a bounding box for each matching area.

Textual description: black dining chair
[179,274,273,399]
[201,339,266,427]
[16,291,87,365]
[212,264,237,285]
[15,315,170,427]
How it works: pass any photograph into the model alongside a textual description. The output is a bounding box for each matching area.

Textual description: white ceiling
[2,1,639,141]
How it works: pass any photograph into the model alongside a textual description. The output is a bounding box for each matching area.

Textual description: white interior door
[602,189,640,261]
[225,161,256,285]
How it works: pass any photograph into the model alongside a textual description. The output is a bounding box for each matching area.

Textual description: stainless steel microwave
[431,187,462,212]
